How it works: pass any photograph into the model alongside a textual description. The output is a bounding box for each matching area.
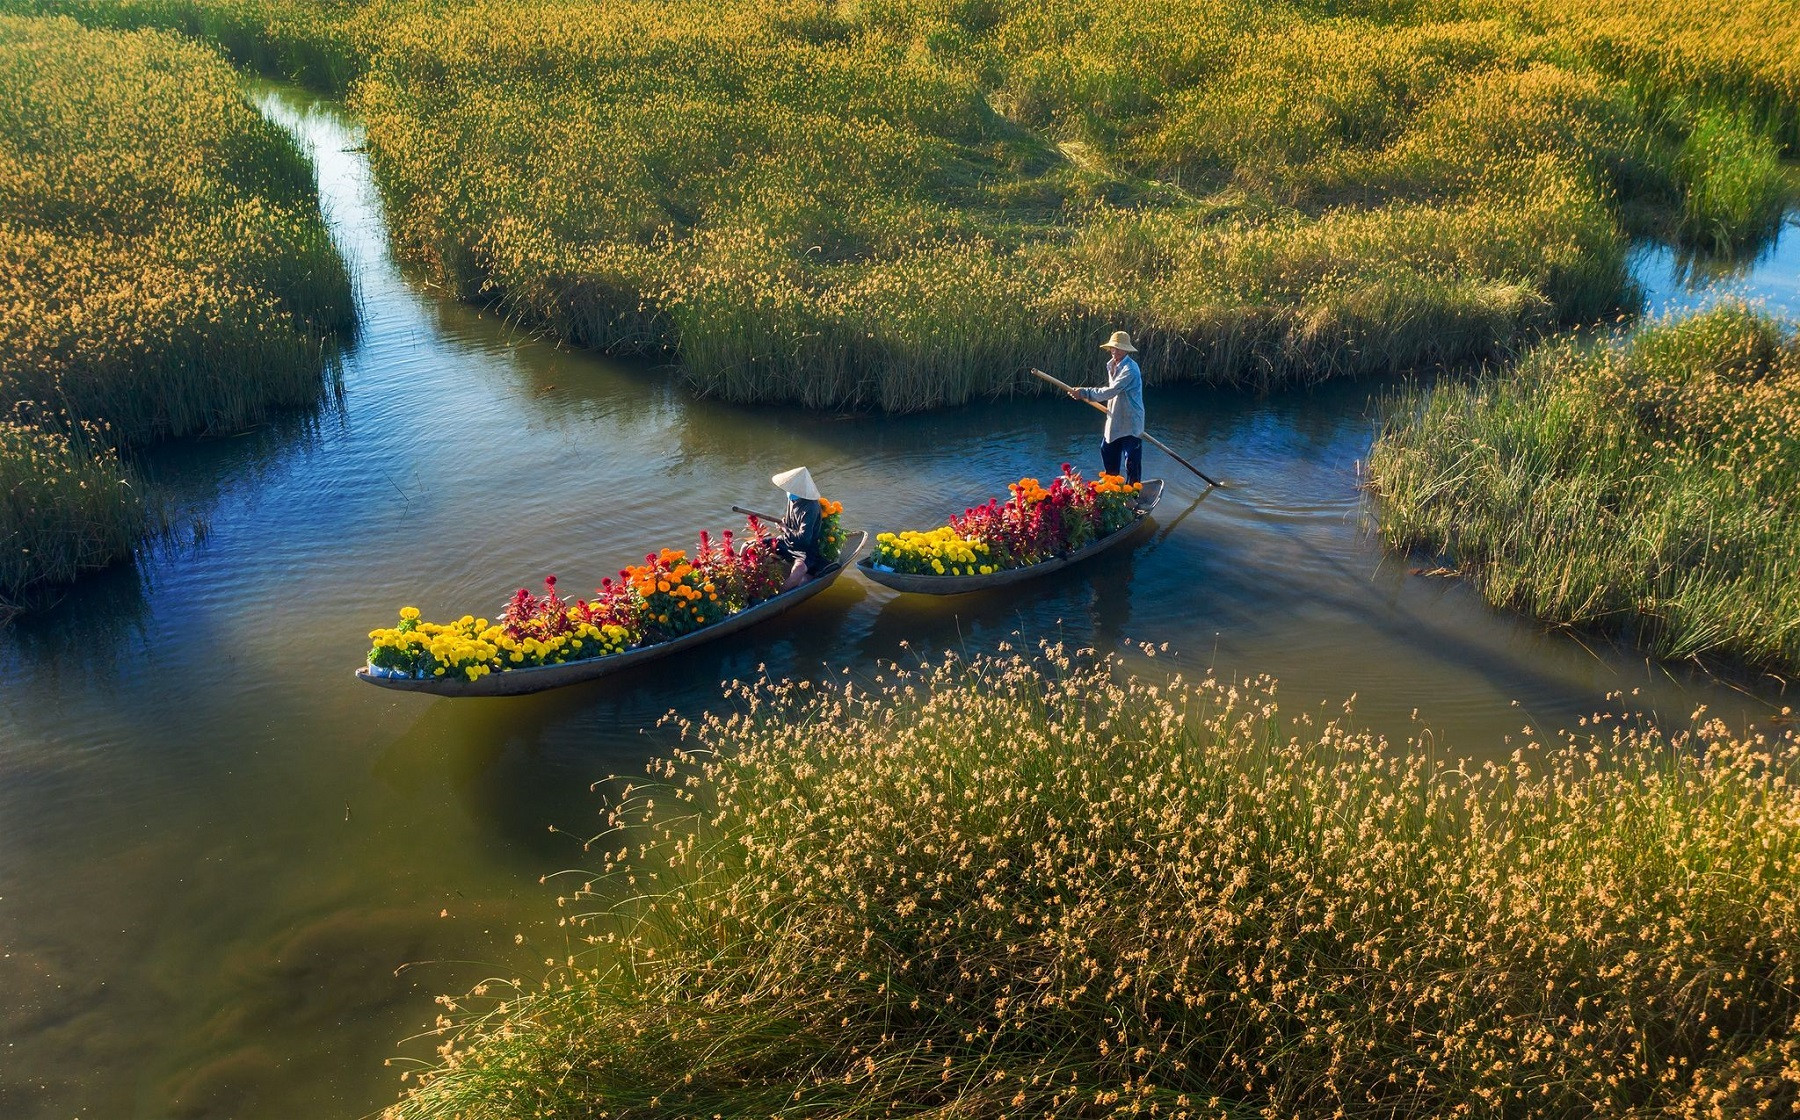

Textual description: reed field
[347,0,1663,408]
[10,0,1794,408]
[0,0,401,88]
[0,14,351,605]
[388,646,1800,1119]
[0,14,353,444]
[1368,304,1800,674]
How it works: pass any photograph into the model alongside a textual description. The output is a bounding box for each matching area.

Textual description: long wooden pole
[1029,368,1222,488]
[731,505,783,523]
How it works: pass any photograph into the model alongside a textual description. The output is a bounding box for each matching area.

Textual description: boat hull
[858,480,1164,595]
[355,531,867,697]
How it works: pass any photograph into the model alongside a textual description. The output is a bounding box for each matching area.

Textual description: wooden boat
[858,480,1164,595]
[355,531,867,697]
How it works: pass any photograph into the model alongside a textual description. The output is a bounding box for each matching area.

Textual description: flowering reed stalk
[389,645,1800,1119]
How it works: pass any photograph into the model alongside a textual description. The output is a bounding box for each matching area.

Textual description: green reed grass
[388,644,1800,1119]
[1674,109,1790,252]
[0,416,150,610]
[1368,303,1800,673]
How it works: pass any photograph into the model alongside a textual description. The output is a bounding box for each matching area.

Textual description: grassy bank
[0,14,351,606]
[11,0,1794,409]
[389,647,1800,1119]
[1368,304,1800,673]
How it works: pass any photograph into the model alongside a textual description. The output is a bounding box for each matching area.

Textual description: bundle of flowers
[367,505,839,681]
[816,498,846,564]
[366,598,632,683]
[872,466,1141,576]
[869,526,997,577]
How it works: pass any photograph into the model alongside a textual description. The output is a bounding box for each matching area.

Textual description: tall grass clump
[1674,109,1790,252]
[0,15,353,446]
[389,645,1800,1119]
[1369,303,1800,672]
[0,414,149,613]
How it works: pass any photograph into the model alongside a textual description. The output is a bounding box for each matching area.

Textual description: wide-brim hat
[1100,330,1138,353]
[771,466,821,501]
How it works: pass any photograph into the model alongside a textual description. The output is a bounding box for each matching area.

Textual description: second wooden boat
[858,480,1163,595]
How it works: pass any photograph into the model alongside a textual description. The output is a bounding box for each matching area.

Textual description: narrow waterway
[2,87,1797,1120]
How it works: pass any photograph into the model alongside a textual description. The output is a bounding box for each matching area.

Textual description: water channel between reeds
[2,84,1798,1120]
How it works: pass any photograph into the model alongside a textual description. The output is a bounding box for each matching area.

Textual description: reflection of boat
[858,480,1165,596]
[355,531,868,697]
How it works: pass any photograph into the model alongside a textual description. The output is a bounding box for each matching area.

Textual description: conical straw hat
[771,466,821,500]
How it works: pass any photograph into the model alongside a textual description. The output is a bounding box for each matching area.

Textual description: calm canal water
[2,88,1797,1120]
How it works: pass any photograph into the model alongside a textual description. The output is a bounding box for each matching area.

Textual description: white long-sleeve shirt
[1074,354,1145,444]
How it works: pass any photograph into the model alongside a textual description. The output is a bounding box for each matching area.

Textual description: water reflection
[1631,212,1800,318]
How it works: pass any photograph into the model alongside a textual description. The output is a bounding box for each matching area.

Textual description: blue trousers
[1101,435,1143,483]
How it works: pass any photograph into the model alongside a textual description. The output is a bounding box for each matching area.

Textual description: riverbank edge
[1365,301,1800,680]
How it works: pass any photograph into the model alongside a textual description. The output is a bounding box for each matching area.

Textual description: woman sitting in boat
[769,466,826,590]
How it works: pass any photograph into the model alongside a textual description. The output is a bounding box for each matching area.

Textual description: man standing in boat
[1069,330,1145,484]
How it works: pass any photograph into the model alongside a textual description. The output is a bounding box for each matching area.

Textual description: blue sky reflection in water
[0,88,1796,1120]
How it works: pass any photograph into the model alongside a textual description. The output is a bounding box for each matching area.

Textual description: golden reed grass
[0,14,351,606]
[0,14,353,445]
[387,644,1800,1119]
[354,0,1645,408]
[11,0,1793,409]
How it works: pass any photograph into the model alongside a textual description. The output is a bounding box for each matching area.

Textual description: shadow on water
[3,89,1800,1120]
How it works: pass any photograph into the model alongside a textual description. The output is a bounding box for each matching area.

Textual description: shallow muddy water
[2,88,1798,1120]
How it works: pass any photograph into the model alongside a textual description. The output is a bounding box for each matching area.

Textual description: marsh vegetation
[390,647,1800,1119]
[0,14,350,609]
[1,5,1798,1118]
[1370,303,1800,675]
[9,0,1795,409]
